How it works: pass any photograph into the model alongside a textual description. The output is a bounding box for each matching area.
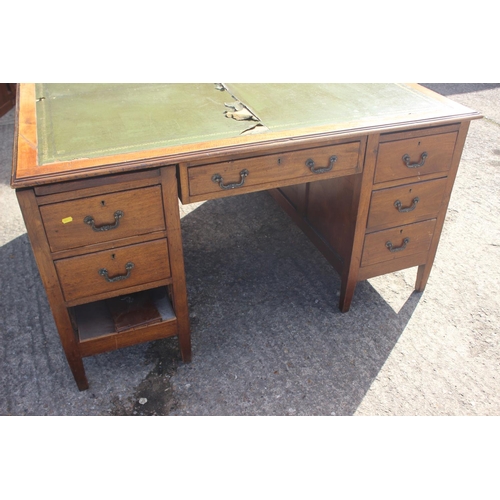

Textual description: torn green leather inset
[223,83,445,133]
[35,83,469,166]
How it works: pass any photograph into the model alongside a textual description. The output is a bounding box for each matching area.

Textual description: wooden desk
[11,84,481,390]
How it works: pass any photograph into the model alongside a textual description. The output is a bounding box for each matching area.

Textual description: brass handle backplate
[84,210,123,231]
[98,262,134,282]
[305,155,337,174]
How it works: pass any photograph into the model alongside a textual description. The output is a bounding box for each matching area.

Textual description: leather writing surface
[223,83,469,133]
[35,83,253,165]
[34,83,476,167]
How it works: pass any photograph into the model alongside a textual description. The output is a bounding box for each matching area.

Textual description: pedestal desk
[11,84,481,390]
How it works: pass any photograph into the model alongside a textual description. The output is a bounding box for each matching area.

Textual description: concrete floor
[1,84,499,416]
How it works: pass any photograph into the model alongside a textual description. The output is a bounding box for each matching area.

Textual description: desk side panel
[15,187,89,390]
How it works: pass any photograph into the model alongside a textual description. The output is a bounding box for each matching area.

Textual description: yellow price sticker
[62,217,73,224]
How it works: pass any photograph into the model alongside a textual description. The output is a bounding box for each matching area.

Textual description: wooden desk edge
[11,83,482,189]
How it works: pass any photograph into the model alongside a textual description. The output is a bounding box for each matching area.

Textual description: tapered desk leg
[177,322,192,363]
[161,166,192,364]
[415,264,430,292]
[16,188,89,391]
[339,275,357,313]
[52,308,89,391]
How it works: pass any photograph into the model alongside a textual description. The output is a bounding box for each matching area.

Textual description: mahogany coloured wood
[269,121,475,313]
[16,188,89,390]
[12,84,480,189]
[40,185,166,252]
[0,83,16,118]
[185,140,362,202]
[10,84,481,389]
[374,130,457,184]
[15,165,191,390]
[366,178,448,231]
[361,219,437,268]
[55,239,171,304]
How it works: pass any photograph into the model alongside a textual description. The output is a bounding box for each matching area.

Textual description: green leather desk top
[224,83,453,132]
[34,83,477,166]
[35,83,254,164]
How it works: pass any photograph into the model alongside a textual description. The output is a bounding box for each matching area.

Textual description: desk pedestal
[270,122,471,311]
[16,166,191,390]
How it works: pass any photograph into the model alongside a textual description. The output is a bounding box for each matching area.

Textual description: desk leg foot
[415,264,430,292]
[178,332,192,363]
[54,311,89,390]
[176,311,192,363]
[339,278,357,313]
[65,350,89,391]
[74,369,89,391]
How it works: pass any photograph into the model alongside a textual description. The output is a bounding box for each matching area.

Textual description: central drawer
[187,141,362,200]
[40,185,166,253]
[55,239,171,303]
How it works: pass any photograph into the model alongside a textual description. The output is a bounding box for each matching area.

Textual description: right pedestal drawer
[374,130,457,184]
[361,125,460,273]
[361,219,437,268]
[366,177,448,231]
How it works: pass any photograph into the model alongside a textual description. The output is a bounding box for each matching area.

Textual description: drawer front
[367,178,448,230]
[55,239,171,303]
[40,185,165,253]
[361,219,437,268]
[374,131,457,184]
[188,141,362,199]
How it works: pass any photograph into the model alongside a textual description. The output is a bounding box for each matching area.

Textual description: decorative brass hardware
[212,169,249,190]
[402,152,428,168]
[394,197,420,213]
[98,262,134,282]
[386,237,410,252]
[84,210,123,231]
[305,155,337,174]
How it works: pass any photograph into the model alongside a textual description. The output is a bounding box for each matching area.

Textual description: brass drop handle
[212,169,249,190]
[402,152,427,169]
[84,210,124,231]
[386,237,410,253]
[394,197,419,213]
[98,262,134,282]
[306,155,337,174]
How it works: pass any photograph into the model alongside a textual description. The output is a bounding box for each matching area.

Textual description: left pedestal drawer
[40,185,166,252]
[54,239,171,304]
